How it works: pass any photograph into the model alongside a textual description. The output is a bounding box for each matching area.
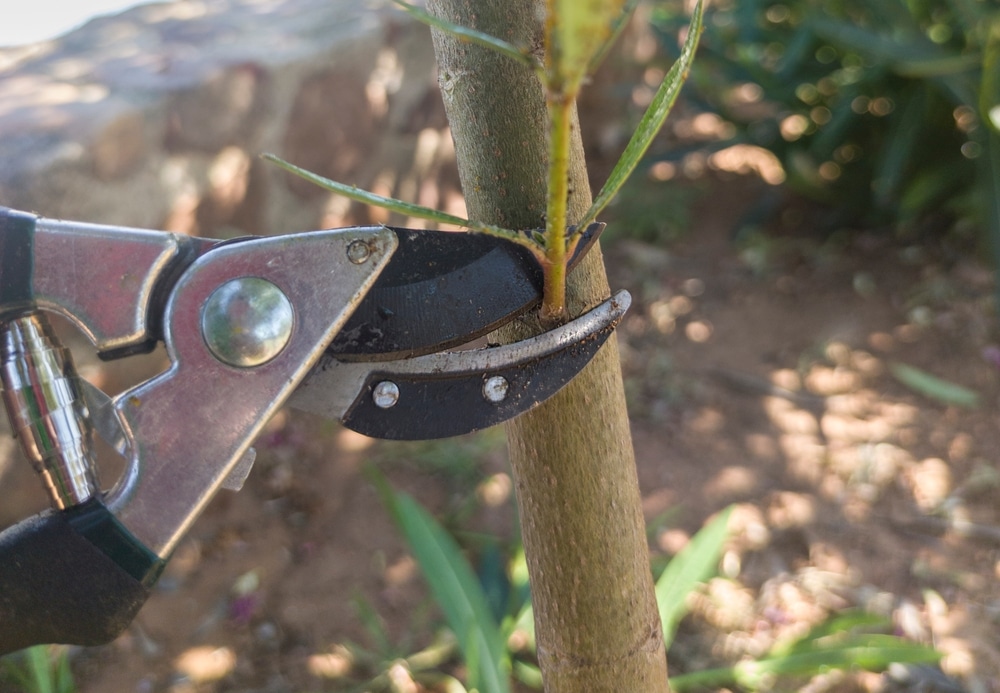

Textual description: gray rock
[0,0,446,234]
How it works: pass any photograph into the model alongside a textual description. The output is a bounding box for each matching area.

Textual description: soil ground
[3,174,1000,693]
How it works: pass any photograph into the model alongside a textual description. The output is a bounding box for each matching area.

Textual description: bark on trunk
[427,1,670,690]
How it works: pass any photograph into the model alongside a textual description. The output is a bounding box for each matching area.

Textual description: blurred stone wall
[0,0,464,236]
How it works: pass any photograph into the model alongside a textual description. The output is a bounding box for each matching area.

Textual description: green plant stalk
[541,93,572,322]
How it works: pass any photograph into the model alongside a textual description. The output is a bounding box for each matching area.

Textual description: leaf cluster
[652,0,999,243]
[370,481,940,692]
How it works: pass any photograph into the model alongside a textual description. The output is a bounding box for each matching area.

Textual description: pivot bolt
[201,277,294,368]
[483,376,509,404]
[372,380,400,409]
[347,240,372,265]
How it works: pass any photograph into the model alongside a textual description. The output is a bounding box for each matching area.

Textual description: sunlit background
[0,0,151,46]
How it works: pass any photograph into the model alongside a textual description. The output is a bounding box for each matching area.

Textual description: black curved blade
[289,291,631,440]
[327,223,603,359]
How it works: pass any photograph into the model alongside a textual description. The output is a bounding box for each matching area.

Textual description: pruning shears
[0,206,629,654]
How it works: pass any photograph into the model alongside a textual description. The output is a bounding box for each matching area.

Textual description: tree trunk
[427,1,670,690]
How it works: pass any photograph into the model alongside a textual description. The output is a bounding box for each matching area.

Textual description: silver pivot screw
[201,277,294,368]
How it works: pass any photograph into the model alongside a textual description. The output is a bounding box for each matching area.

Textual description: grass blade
[29,647,53,693]
[979,24,1000,306]
[872,86,927,210]
[770,611,889,657]
[391,0,539,71]
[579,0,704,230]
[809,16,980,78]
[671,630,939,690]
[370,470,510,693]
[734,636,941,686]
[889,362,981,409]
[655,505,732,645]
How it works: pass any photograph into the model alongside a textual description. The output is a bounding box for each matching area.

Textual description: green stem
[668,666,738,691]
[542,92,572,323]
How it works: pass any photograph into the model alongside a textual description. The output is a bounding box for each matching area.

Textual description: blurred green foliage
[0,646,74,693]
[367,479,940,692]
[651,0,1000,246]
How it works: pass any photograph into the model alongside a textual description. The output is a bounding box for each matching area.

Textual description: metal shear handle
[0,208,398,652]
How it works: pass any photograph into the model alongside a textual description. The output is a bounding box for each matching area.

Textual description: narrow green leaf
[370,471,510,693]
[655,505,732,646]
[501,549,535,649]
[671,633,939,691]
[978,24,1000,308]
[889,362,981,409]
[391,0,539,71]
[669,665,741,691]
[872,87,928,209]
[28,646,54,693]
[261,153,546,261]
[899,161,967,219]
[351,594,395,657]
[263,152,470,227]
[735,637,940,686]
[579,0,704,230]
[770,611,889,657]
[981,19,1000,135]
[809,16,980,78]
[512,660,544,689]
[979,128,1000,309]
[547,0,628,95]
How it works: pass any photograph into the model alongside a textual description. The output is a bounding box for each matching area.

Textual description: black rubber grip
[0,207,36,315]
[0,501,162,654]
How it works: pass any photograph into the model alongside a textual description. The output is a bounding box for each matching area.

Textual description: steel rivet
[483,376,509,404]
[347,240,372,264]
[201,277,294,368]
[373,380,400,409]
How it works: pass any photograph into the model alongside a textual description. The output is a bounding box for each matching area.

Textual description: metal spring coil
[0,313,99,509]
